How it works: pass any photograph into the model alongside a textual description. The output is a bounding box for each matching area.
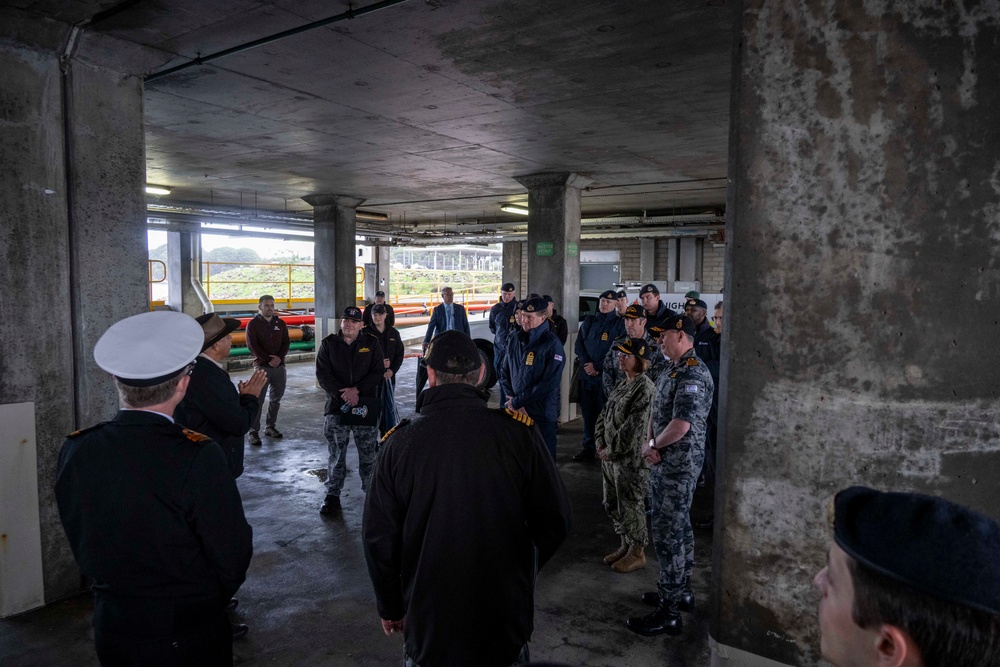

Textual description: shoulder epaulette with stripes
[182,428,211,443]
[504,408,535,427]
[380,419,411,443]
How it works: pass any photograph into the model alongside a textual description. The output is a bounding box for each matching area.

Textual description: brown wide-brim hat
[196,313,241,352]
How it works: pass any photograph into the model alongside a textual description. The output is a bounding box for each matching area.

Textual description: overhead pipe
[145,0,416,82]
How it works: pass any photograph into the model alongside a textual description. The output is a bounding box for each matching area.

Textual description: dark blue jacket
[423,302,471,344]
[574,310,625,386]
[643,300,675,326]
[500,323,565,422]
[489,299,518,362]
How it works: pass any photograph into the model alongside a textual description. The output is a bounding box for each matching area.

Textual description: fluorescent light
[500,204,529,215]
[145,185,172,195]
[356,210,389,221]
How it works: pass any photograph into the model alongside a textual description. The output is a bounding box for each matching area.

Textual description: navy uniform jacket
[489,299,518,362]
[363,383,571,667]
[500,323,565,422]
[175,354,259,477]
[55,410,253,608]
[316,331,385,415]
[423,302,471,344]
[574,310,626,387]
[643,300,676,327]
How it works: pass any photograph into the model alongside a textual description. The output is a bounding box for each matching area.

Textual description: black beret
[622,304,646,320]
[685,298,708,310]
[614,336,652,361]
[599,289,618,300]
[372,304,387,314]
[342,306,363,321]
[616,289,627,298]
[521,296,548,313]
[542,294,554,304]
[501,282,515,292]
[834,486,1000,615]
[424,330,482,374]
[640,283,659,295]
[659,314,696,336]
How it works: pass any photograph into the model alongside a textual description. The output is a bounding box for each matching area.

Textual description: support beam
[502,242,523,295]
[639,239,655,282]
[714,3,1000,665]
[304,194,363,342]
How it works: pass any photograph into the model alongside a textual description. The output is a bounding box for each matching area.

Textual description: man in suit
[422,286,471,353]
[176,313,267,478]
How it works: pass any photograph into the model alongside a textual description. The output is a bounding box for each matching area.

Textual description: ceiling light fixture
[356,210,389,222]
[500,205,529,216]
[145,185,172,195]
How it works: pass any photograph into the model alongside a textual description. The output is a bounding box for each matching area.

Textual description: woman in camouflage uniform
[595,337,655,573]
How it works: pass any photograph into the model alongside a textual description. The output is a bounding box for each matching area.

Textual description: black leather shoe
[571,448,595,462]
[680,588,695,612]
[626,601,682,636]
[641,591,660,607]
[225,597,238,612]
[232,624,249,641]
[320,495,340,514]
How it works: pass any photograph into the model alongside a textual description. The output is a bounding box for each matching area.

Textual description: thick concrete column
[304,194,363,341]
[714,3,1000,666]
[0,13,165,610]
[166,229,209,317]
[375,245,391,300]
[514,172,591,329]
[639,239,655,282]
[501,242,523,293]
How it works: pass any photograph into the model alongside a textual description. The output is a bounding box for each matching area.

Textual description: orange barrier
[231,327,304,347]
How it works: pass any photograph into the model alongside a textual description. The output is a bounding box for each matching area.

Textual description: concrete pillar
[665,238,678,292]
[714,3,1000,666]
[304,194,363,341]
[502,241,523,295]
[678,237,697,282]
[639,239,655,282]
[514,172,591,329]
[375,245,391,300]
[0,18,156,608]
[166,229,209,317]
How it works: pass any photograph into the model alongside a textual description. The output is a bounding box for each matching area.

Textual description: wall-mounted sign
[567,242,578,257]
[536,242,554,256]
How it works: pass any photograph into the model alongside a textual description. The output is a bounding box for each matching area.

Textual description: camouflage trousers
[602,461,648,547]
[649,445,704,603]
[323,414,379,495]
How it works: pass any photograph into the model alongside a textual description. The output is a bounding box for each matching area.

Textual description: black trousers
[93,593,231,667]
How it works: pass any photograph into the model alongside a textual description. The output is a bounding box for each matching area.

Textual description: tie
[446,304,454,331]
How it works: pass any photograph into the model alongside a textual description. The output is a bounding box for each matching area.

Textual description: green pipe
[229,341,315,356]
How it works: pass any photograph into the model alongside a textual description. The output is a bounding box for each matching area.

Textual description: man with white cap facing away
[55,311,254,666]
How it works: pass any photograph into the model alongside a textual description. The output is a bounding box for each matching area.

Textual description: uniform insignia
[670,372,678,378]
[380,419,411,443]
[182,428,211,443]
[601,332,608,341]
[685,384,700,393]
[526,352,535,366]
[504,408,535,427]
[554,354,563,362]
[66,423,106,438]
[359,347,371,353]
[685,357,699,366]
[509,316,515,323]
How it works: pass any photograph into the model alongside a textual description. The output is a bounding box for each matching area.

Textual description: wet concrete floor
[1,357,715,666]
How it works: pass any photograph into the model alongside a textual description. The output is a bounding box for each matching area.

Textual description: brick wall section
[701,242,726,292]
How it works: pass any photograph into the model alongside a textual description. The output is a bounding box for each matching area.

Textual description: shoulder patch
[182,428,212,443]
[66,422,106,439]
[504,408,535,427]
[380,418,411,443]
[685,357,700,366]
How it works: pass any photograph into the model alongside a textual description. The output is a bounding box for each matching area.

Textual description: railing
[199,262,365,310]
[148,260,166,311]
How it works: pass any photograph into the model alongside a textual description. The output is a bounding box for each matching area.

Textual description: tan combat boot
[603,537,628,564]
[612,545,647,573]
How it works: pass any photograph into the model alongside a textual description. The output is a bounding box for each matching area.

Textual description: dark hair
[259,294,275,304]
[434,368,481,386]
[848,557,1000,666]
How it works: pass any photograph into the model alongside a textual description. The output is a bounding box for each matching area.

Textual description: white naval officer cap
[94,311,203,387]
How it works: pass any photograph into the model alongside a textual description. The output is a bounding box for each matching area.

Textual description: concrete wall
[0,15,157,606]
[715,2,1000,665]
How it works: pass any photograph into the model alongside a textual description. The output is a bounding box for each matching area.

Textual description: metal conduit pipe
[145,0,416,82]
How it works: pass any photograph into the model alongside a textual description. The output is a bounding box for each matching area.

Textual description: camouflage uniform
[648,348,714,604]
[603,333,669,396]
[595,373,654,546]
[324,416,379,494]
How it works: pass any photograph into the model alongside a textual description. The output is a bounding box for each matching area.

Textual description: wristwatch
[648,438,656,450]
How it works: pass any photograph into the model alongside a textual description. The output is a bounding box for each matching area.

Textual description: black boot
[679,587,695,612]
[626,600,682,636]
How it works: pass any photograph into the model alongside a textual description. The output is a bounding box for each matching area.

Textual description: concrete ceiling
[19,0,734,235]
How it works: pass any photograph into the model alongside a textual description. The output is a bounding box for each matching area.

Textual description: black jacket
[363,383,571,667]
[363,324,405,378]
[363,302,396,328]
[316,331,385,414]
[55,410,253,607]
[175,355,259,477]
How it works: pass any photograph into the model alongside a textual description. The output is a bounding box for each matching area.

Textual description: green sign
[567,242,578,257]
[536,242,554,257]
